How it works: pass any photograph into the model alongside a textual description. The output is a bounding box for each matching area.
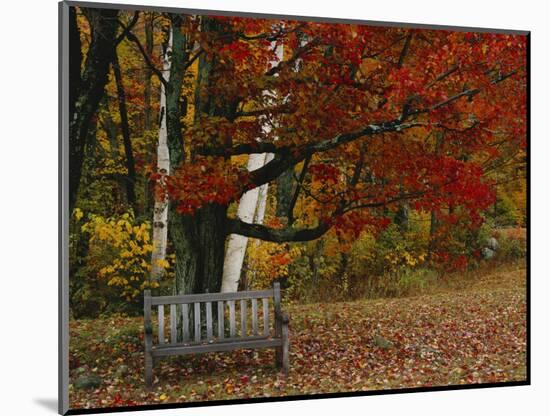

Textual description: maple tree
[159,16,526,294]
[68,8,527,300]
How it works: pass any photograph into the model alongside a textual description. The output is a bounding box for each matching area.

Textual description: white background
[0,0,546,415]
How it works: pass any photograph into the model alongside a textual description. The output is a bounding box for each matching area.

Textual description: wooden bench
[143,282,289,389]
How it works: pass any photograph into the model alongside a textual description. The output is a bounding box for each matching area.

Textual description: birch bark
[150,29,172,283]
[220,153,267,292]
[220,42,283,292]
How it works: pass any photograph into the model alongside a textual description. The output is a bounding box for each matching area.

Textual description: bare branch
[404,68,521,118]
[397,32,413,68]
[265,37,320,76]
[425,64,459,89]
[123,29,168,88]
[115,11,140,45]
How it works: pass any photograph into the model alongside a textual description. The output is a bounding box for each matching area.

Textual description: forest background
[68,7,526,319]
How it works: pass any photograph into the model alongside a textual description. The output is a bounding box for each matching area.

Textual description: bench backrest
[144,282,282,346]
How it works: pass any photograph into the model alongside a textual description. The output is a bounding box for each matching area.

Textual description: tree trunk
[100,100,120,159]
[143,12,154,134]
[113,53,138,216]
[428,132,445,260]
[69,8,119,213]
[254,154,274,224]
[168,16,240,295]
[99,101,129,196]
[164,14,225,296]
[276,167,294,218]
[287,155,311,225]
[171,204,229,295]
[221,153,267,293]
[68,6,82,123]
[394,203,409,232]
[141,12,155,221]
[149,27,173,283]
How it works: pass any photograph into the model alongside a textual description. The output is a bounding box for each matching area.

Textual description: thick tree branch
[247,120,427,190]
[226,217,331,242]
[227,188,424,243]
[199,119,427,158]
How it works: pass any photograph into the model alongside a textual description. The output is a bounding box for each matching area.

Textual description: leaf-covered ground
[69,264,527,410]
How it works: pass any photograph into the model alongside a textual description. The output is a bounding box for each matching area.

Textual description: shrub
[70,210,174,318]
[497,235,526,261]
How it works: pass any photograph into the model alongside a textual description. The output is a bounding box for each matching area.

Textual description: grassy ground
[69,262,527,410]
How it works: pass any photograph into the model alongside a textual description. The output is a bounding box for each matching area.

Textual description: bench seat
[152,336,282,357]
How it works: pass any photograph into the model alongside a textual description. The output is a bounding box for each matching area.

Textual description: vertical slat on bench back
[217,301,224,339]
[158,305,164,344]
[170,304,177,344]
[182,303,189,342]
[144,290,153,388]
[262,297,269,336]
[150,290,277,345]
[251,298,258,335]
[228,300,236,337]
[240,299,247,337]
[194,302,201,342]
[273,282,281,337]
[206,301,213,341]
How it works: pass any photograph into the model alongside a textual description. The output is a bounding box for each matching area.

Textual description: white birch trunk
[220,153,267,292]
[254,153,274,224]
[150,30,172,282]
[253,42,283,224]
[220,42,283,293]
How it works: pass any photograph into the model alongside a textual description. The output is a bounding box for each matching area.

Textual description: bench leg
[274,317,282,369]
[145,351,153,390]
[281,322,289,375]
[275,345,282,369]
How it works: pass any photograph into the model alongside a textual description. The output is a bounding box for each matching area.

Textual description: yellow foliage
[246,241,302,289]
[384,249,427,270]
[81,212,173,299]
[73,208,84,221]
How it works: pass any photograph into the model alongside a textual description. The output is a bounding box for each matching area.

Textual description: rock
[74,374,102,390]
[487,237,499,251]
[482,247,495,259]
[116,364,129,377]
[74,366,87,375]
[372,334,393,349]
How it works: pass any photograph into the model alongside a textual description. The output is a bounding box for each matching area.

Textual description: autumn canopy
[68,8,526,305]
